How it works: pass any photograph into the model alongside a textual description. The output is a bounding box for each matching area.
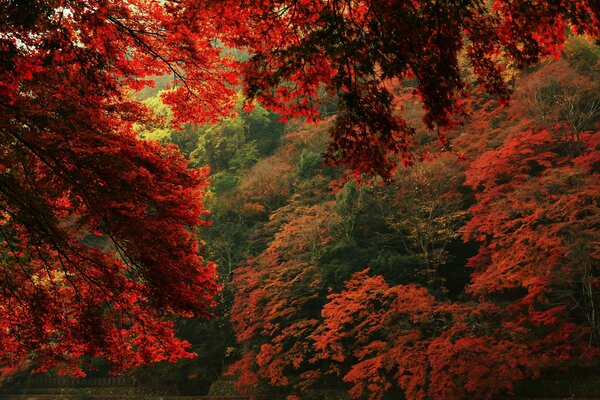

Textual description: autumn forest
[1,1,599,399]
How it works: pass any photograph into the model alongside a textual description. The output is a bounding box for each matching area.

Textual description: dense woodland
[126,38,600,399]
[1,1,599,400]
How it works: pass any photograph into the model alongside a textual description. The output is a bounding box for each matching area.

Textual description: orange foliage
[228,204,338,393]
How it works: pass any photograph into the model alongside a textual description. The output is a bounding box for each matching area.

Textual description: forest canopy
[0,1,599,399]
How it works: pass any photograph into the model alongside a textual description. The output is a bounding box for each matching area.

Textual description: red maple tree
[228,204,336,393]
[0,0,238,374]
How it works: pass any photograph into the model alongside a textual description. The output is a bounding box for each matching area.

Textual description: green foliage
[136,90,176,142]
[242,102,284,155]
[368,250,428,284]
[191,117,254,171]
[563,35,600,74]
[210,171,239,193]
[135,91,283,168]
[229,141,260,171]
[297,150,323,178]
[190,98,283,173]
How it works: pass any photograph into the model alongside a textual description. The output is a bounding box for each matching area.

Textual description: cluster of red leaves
[463,128,600,360]
[228,204,337,392]
[182,0,600,179]
[0,0,236,373]
[315,270,545,400]
[232,264,550,400]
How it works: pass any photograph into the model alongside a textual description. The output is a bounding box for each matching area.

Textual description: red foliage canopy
[464,128,600,357]
[228,204,335,392]
[0,0,235,374]
[2,0,600,379]
[227,54,600,399]
[184,0,600,178]
[315,270,543,400]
